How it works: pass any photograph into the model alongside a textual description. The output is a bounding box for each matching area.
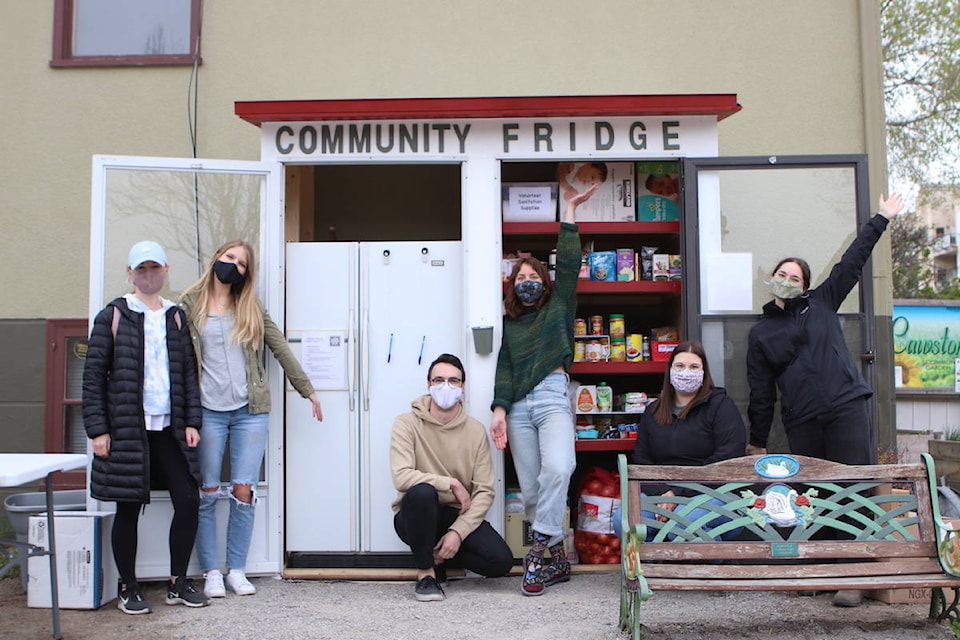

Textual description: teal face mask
[770,276,804,300]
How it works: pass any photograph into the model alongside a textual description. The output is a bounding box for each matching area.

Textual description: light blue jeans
[507,372,576,546]
[195,406,269,571]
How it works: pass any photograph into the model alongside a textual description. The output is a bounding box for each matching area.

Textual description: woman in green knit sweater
[490,183,597,596]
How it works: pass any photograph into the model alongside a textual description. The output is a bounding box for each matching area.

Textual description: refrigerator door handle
[362,309,370,412]
[347,308,356,413]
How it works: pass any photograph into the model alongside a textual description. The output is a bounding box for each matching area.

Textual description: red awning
[235,94,741,126]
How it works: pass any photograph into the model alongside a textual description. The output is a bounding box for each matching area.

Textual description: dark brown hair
[503,257,552,319]
[652,340,716,425]
[428,353,465,383]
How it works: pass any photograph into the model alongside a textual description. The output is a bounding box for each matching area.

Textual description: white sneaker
[226,570,256,596]
[203,569,226,598]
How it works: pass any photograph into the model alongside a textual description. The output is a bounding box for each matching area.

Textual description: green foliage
[882,0,960,188]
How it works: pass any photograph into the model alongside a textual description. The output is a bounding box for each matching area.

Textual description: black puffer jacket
[746,214,889,448]
[82,297,202,503]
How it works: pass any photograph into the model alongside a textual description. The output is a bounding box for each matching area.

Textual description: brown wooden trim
[50,0,202,68]
[44,318,88,490]
[235,94,742,126]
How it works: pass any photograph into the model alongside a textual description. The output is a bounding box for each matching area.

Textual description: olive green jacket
[180,291,315,414]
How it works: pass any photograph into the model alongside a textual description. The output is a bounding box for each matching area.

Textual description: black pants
[393,483,513,578]
[786,397,871,543]
[112,428,199,584]
[785,396,872,465]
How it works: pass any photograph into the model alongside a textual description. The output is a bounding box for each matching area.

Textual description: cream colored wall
[0,0,885,319]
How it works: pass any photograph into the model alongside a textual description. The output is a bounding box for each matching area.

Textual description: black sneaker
[414,575,445,602]
[165,576,210,608]
[118,583,152,615]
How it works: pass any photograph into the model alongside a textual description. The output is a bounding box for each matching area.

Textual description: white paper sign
[509,185,552,217]
[301,331,347,390]
[705,253,753,312]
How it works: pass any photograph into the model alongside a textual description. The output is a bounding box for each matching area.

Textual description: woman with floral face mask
[745,193,903,607]
[622,341,745,541]
[489,184,597,596]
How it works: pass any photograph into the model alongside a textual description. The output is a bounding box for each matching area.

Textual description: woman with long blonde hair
[180,239,323,599]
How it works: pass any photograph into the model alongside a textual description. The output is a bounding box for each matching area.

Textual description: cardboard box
[558,162,635,222]
[652,253,670,280]
[868,587,931,604]
[505,508,570,559]
[636,161,681,221]
[502,182,558,222]
[651,341,681,362]
[27,511,118,609]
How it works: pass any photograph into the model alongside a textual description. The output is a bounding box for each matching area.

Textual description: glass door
[89,155,284,577]
[680,155,874,455]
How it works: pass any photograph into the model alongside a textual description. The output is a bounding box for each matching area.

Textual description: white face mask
[670,368,704,394]
[429,382,463,410]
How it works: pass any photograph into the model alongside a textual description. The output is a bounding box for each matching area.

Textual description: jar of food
[610,338,626,362]
[590,315,604,335]
[585,340,603,362]
[573,318,587,336]
[626,334,643,361]
[573,340,586,362]
[609,314,625,338]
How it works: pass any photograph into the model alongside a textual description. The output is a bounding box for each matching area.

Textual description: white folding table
[0,453,88,640]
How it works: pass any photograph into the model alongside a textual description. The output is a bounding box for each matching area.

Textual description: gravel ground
[0,572,953,640]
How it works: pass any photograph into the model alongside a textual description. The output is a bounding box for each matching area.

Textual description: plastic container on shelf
[609,314,625,338]
[596,382,613,413]
[610,338,626,362]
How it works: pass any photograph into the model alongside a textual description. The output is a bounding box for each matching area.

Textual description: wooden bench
[616,452,960,640]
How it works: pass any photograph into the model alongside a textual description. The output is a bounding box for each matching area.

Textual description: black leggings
[112,428,199,584]
[393,483,513,578]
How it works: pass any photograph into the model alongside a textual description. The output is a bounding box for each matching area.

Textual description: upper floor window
[52,0,202,67]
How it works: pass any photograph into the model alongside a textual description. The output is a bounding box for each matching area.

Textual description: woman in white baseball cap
[83,239,208,614]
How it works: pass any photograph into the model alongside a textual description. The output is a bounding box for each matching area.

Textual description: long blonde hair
[181,240,264,350]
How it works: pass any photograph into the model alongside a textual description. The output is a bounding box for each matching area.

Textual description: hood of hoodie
[408,393,469,431]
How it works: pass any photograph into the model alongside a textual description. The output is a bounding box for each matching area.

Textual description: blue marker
[387,333,394,363]
[417,336,426,365]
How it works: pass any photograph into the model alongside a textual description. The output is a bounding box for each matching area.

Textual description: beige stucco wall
[1,0,886,320]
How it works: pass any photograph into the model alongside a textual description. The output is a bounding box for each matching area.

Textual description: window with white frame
[52,0,201,67]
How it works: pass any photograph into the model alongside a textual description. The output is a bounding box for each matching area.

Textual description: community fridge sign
[893,303,960,393]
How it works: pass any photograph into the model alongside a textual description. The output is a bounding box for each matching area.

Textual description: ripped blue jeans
[195,406,268,572]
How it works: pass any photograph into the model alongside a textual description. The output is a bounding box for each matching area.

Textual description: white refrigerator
[284,241,464,555]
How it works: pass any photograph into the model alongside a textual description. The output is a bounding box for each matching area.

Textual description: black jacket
[82,297,202,503]
[632,388,746,496]
[746,214,888,448]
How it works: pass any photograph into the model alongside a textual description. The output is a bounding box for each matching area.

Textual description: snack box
[575,385,598,414]
[557,162,635,222]
[652,253,671,281]
[501,182,558,222]
[616,249,635,281]
[669,254,682,280]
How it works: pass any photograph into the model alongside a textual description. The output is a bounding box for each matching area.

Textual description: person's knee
[232,483,254,504]
[404,482,438,506]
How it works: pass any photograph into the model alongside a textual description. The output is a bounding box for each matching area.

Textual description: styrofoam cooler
[27,511,118,609]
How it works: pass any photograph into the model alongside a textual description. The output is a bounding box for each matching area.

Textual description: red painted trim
[235,95,741,126]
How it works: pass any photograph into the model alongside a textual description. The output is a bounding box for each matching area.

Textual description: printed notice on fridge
[301,331,347,390]
[705,253,752,312]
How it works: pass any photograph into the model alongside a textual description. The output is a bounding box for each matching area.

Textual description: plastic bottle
[642,336,651,361]
[596,382,613,413]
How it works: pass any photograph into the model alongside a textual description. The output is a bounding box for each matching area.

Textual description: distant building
[917,186,960,287]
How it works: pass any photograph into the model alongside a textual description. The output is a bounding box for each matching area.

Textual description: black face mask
[213,260,245,285]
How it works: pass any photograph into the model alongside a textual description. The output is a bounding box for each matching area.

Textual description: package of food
[640,246,657,280]
[669,254,682,280]
[616,249,635,281]
[651,326,679,341]
[588,251,617,281]
[575,385,598,414]
[652,253,670,281]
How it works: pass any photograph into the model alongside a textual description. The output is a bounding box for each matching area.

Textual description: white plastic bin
[3,490,86,590]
